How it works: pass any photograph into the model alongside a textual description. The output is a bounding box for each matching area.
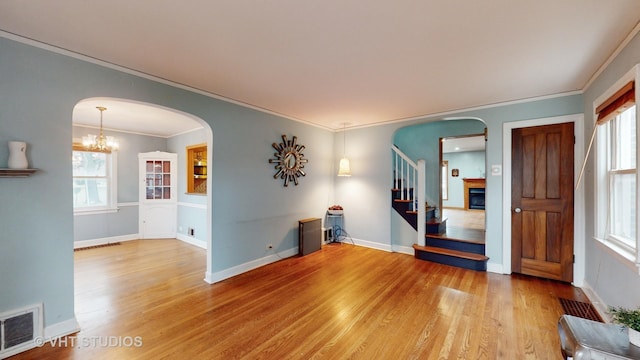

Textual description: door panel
[511,122,574,282]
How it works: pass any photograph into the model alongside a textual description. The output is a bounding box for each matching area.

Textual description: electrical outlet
[267,244,273,249]
[188,228,194,236]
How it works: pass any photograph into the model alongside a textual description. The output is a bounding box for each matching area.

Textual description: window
[595,75,638,266]
[605,106,637,249]
[442,160,449,200]
[72,147,117,213]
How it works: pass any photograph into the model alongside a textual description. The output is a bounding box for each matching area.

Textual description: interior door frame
[502,113,585,286]
[439,132,487,212]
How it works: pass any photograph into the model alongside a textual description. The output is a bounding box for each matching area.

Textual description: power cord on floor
[332,225,354,245]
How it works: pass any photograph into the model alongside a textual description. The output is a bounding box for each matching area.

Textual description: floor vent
[558,298,603,322]
[75,242,121,251]
[0,304,43,359]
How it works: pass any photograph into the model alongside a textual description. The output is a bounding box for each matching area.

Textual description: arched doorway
[391,118,487,256]
[71,97,212,277]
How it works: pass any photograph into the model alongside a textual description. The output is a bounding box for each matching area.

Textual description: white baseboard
[43,316,80,339]
[486,262,504,274]
[581,281,611,322]
[391,244,414,255]
[176,233,207,249]
[205,248,298,284]
[349,238,393,252]
[74,234,139,249]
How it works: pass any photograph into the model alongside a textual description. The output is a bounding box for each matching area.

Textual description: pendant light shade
[337,123,351,176]
[338,156,351,177]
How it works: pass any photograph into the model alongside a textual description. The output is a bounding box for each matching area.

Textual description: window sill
[594,237,640,275]
[185,192,207,196]
[74,207,119,216]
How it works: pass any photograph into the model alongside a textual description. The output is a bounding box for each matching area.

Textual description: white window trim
[73,150,119,215]
[593,64,640,274]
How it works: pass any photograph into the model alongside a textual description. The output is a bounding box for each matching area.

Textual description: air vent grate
[4,312,33,349]
[75,242,121,251]
[0,304,42,358]
[558,298,603,322]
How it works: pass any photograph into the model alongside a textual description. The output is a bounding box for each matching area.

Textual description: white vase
[7,141,28,169]
[629,327,640,347]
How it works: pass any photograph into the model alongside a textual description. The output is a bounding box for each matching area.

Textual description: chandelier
[82,106,119,152]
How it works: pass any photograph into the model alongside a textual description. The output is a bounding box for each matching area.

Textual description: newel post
[417,159,426,246]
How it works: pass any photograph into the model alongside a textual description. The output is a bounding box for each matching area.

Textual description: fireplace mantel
[463,178,486,210]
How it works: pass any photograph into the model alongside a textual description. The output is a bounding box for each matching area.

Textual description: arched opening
[71,97,213,279]
[391,117,487,256]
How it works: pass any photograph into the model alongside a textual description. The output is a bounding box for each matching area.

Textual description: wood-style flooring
[442,208,485,231]
[14,239,587,359]
[440,208,486,243]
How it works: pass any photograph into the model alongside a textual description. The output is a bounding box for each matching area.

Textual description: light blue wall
[582,31,640,309]
[0,37,333,332]
[3,24,638,336]
[443,151,486,208]
[167,129,207,244]
[335,95,583,265]
[393,120,486,205]
[72,125,168,241]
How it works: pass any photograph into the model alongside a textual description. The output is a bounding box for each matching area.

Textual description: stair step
[413,244,488,271]
[413,245,488,261]
[424,236,485,255]
[394,199,412,203]
[426,234,483,245]
[426,217,447,235]
[426,227,484,244]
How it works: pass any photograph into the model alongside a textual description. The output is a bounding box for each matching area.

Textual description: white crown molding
[582,20,640,92]
[2,30,590,133]
[0,31,334,132]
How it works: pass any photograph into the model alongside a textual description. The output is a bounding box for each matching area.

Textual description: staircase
[392,146,488,271]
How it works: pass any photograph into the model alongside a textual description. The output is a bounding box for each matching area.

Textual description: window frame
[594,65,640,273]
[72,144,118,215]
[441,160,449,201]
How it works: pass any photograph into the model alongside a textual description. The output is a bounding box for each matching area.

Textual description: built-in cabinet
[138,151,177,239]
[186,143,207,194]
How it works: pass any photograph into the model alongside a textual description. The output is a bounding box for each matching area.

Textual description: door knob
[514,207,522,213]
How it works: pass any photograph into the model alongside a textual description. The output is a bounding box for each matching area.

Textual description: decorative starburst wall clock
[269,134,308,186]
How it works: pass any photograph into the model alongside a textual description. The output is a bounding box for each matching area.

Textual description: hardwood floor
[13,239,588,359]
[442,208,485,230]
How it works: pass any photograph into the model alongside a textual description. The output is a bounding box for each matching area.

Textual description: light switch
[491,165,502,176]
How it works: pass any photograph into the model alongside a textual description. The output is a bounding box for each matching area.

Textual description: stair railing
[392,145,426,246]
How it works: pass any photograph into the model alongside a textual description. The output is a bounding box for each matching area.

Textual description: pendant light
[337,123,351,176]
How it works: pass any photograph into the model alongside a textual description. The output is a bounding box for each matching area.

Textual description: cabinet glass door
[145,160,172,200]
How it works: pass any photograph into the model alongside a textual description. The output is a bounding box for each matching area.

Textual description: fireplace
[463,178,486,210]
[468,188,485,210]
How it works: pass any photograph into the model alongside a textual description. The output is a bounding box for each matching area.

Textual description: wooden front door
[511,122,574,282]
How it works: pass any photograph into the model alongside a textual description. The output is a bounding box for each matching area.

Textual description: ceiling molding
[0,31,334,132]
[582,20,640,92]
[0,30,585,133]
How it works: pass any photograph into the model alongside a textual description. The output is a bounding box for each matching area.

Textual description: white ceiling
[2,1,640,132]
[73,98,202,138]
[442,135,485,153]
